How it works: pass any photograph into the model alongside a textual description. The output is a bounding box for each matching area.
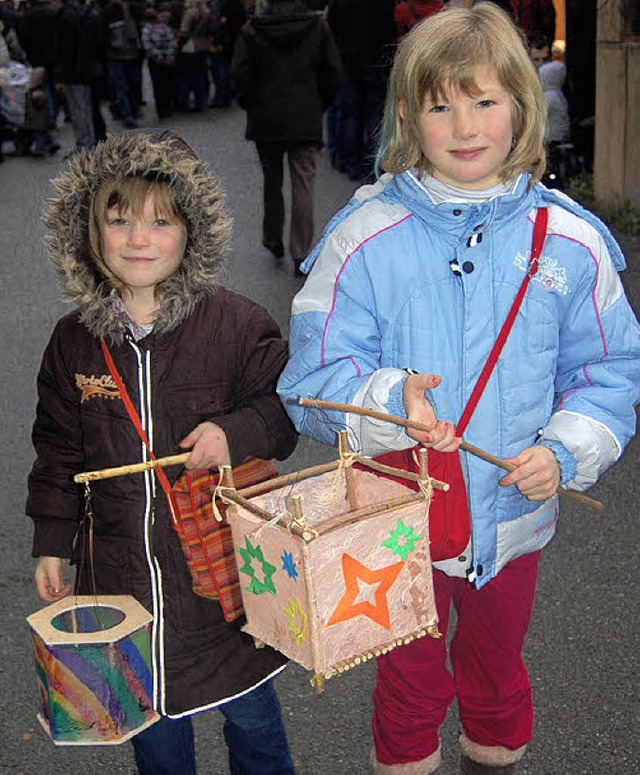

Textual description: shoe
[123,118,137,129]
[263,240,284,259]
[48,142,61,155]
[31,149,46,158]
[209,100,231,108]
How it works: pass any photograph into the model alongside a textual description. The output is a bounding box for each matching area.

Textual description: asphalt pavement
[0,95,638,775]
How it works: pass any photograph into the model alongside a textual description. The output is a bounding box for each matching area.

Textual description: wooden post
[595,0,640,205]
[337,430,358,511]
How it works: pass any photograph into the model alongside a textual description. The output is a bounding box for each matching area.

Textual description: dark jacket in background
[232,11,342,145]
[326,0,395,75]
[55,0,104,84]
[17,1,59,69]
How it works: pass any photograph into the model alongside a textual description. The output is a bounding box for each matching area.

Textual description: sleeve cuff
[386,377,438,420]
[538,439,578,485]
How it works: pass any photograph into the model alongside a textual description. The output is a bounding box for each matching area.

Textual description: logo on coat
[75,373,121,402]
[514,251,571,295]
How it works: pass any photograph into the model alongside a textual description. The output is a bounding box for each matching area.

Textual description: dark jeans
[132,680,295,774]
[335,67,388,179]
[148,60,176,119]
[208,49,232,106]
[176,51,209,111]
[107,58,139,122]
[256,141,317,263]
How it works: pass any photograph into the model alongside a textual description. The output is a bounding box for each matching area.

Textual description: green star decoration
[237,536,277,596]
[382,519,421,561]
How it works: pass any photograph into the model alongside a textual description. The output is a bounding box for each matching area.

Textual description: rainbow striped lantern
[27,595,159,745]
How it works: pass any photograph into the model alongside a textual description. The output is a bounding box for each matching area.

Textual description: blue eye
[477,99,495,108]
[429,104,449,113]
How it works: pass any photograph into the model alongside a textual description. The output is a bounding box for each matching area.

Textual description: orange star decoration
[283,597,307,646]
[326,554,405,630]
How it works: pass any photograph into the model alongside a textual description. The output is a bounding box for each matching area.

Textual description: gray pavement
[0,97,638,775]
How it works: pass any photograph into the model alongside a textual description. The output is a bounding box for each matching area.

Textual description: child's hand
[403,373,461,453]
[35,556,71,602]
[179,422,232,470]
[499,446,560,500]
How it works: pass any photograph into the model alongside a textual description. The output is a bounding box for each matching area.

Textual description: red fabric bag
[171,458,279,621]
[365,448,470,562]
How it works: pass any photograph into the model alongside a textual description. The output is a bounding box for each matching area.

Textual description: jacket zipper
[128,338,166,712]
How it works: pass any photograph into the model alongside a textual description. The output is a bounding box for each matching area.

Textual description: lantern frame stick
[74,453,190,483]
[298,397,604,512]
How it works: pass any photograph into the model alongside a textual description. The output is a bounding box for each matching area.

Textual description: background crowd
[0,0,593,267]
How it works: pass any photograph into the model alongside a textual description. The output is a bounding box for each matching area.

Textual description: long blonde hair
[377,3,546,184]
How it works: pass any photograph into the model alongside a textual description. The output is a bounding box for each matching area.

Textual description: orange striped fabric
[171,458,279,621]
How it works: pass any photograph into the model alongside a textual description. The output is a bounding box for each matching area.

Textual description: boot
[460,754,517,775]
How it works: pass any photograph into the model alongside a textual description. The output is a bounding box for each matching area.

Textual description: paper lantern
[27,595,159,745]
[224,439,446,691]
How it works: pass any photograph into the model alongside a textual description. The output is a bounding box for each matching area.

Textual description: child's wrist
[537,439,577,485]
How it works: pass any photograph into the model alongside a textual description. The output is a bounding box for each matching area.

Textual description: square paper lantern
[27,595,159,745]
[224,451,443,691]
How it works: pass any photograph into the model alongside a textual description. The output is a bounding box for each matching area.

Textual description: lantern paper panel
[228,467,438,678]
[27,595,159,745]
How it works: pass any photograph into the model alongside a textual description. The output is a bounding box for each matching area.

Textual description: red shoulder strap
[101,338,180,528]
[456,207,548,436]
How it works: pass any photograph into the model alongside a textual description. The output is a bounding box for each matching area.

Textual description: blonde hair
[377,3,546,184]
[88,176,185,292]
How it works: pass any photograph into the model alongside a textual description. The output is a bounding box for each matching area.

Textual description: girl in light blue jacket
[278,4,640,774]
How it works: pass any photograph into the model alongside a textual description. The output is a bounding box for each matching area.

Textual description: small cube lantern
[27,595,159,745]
[224,436,447,691]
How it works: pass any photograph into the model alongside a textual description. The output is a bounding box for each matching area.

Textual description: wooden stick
[338,430,358,511]
[299,397,604,512]
[354,456,449,491]
[74,453,190,483]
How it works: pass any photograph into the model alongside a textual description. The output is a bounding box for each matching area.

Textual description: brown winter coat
[26,131,297,716]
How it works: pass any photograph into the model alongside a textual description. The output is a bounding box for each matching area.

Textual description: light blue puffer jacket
[278,171,640,588]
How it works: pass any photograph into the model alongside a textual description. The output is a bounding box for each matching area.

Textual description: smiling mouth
[450,148,485,160]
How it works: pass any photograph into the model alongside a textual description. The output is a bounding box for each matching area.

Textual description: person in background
[529,36,551,70]
[55,0,103,150]
[102,0,143,127]
[141,6,177,120]
[326,0,395,181]
[233,0,342,276]
[208,0,246,108]
[176,0,211,112]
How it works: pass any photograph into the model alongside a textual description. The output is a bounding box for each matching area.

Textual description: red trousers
[372,551,541,765]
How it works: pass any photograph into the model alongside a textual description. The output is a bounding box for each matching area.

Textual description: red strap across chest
[100,338,180,527]
[456,207,548,436]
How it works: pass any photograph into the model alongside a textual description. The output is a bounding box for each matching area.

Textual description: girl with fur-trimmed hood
[27,130,297,774]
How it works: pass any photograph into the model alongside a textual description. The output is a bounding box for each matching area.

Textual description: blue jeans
[132,681,295,774]
[107,59,137,123]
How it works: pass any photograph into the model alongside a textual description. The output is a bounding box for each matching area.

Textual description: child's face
[101,194,187,300]
[410,65,514,190]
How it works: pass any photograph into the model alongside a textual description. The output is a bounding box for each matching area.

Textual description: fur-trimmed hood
[45,130,232,343]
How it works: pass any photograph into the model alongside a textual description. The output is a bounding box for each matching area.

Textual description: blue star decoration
[281,550,298,581]
[382,519,421,561]
[237,536,277,596]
